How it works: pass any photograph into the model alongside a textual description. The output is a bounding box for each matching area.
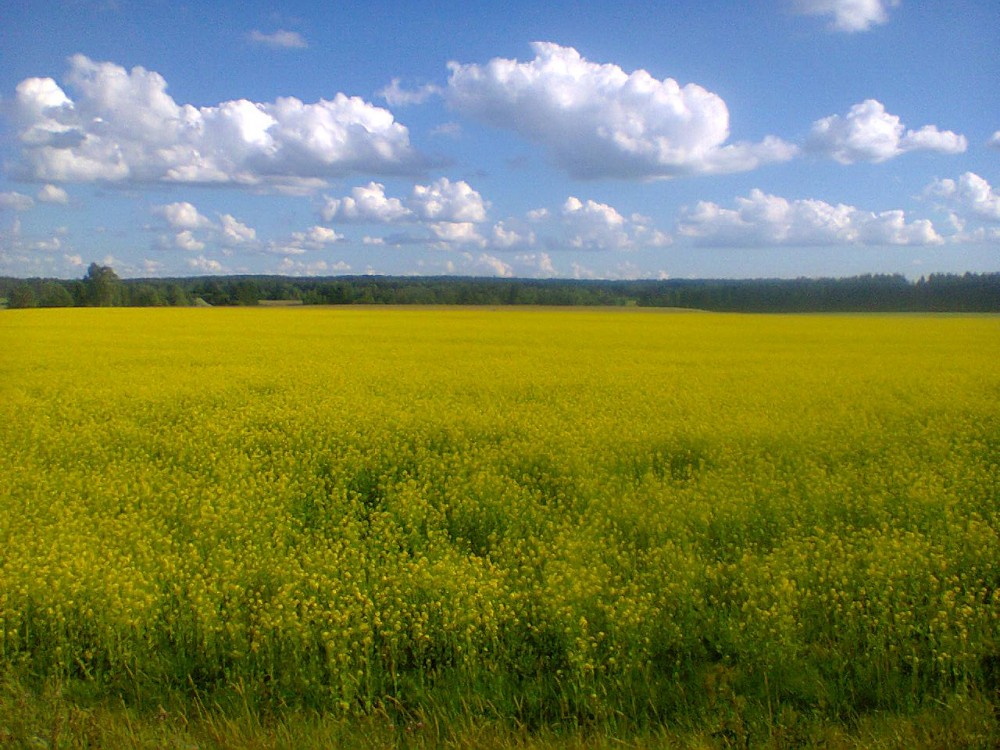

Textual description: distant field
[1,308,998,747]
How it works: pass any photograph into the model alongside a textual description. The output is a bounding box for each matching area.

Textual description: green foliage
[83,262,124,306]
[127,282,167,306]
[37,280,74,307]
[3,271,1000,311]
[6,283,37,308]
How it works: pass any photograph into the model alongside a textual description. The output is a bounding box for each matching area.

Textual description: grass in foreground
[1,676,996,748]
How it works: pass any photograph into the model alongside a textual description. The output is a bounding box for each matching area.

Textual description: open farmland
[1,308,999,747]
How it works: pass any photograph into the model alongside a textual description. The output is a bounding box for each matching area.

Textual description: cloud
[560,196,671,250]
[321,178,487,223]
[249,30,308,49]
[445,42,797,179]
[562,197,629,250]
[514,252,556,276]
[427,221,486,246]
[412,252,523,278]
[410,178,488,222]
[470,252,513,277]
[458,197,673,253]
[286,226,344,251]
[571,262,598,280]
[153,201,258,252]
[37,184,69,204]
[491,221,536,249]
[266,225,346,256]
[320,181,674,254]
[173,230,205,252]
[379,78,442,106]
[808,100,966,163]
[679,188,942,246]
[139,258,164,275]
[0,192,35,211]
[188,255,223,272]
[989,131,1000,150]
[10,54,424,188]
[276,257,347,276]
[219,213,256,244]
[792,0,900,32]
[264,241,308,256]
[926,172,1000,222]
[321,182,412,223]
[300,225,342,245]
[30,233,64,252]
[156,201,213,231]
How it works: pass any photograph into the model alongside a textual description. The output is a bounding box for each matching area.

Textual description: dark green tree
[83,263,123,306]
[233,280,261,305]
[163,283,191,306]
[7,284,37,308]
[128,283,166,306]
[38,281,74,307]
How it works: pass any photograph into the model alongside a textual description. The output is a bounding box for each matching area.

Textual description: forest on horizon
[2,264,999,313]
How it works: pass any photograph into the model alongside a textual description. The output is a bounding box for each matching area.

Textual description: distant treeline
[2,264,999,312]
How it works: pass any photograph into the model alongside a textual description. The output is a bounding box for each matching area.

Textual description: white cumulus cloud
[322,178,488,224]
[472,252,513,277]
[792,0,900,32]
[410,178,488,222]
[37,184,69,204]
[679,188,942,246]
[174,230,206,252]
[11,54,424,188]
[428,221,486,246]
[808,100,966,163]
[153,201,258,253]
[989,131,1000,150]
[561,196,670,250]
[301,225,343,244]
[0,192,35,211]
[219,213,257,244]
[491,221,536,249]
[926,172,1000,222]
[156,201,213,231]
[563,197,629,250]
[514,252,556,276]
[188,255,223,272]
[321,182,413,223]
[268,225,345,256]
[445,42,797,179]
[378,79,442,106]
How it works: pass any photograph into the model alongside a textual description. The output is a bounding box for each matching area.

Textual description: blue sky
[1,0,997,280]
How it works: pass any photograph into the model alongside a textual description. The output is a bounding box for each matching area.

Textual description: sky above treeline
[1,0,998,280]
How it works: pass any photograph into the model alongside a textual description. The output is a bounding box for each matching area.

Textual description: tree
[163,283,191,306]
[83,263,123,306]
[38,281,74,307]
[233,280,261,305]
[128,283,166,307]
[7,284,37,308]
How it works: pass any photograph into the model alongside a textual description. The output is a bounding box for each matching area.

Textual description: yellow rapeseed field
[1,307,998,737]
